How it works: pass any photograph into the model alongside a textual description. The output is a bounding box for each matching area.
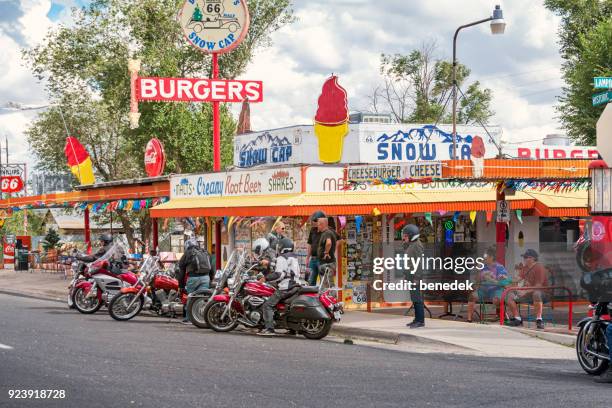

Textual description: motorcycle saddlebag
[289,294,329,320]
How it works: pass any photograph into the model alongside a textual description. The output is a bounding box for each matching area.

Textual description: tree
[193,5,203,21]
[42,228,62,250]
[0,210,46,237]
[544,0,612,145]
[369,41,494,124]
[23,0,295,249]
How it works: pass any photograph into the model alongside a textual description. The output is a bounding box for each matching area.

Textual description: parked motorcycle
[576,268,612,375]
[108,256,184,321]
[203,251,343,339]
[71,243,138,314]
[187,250,240,329]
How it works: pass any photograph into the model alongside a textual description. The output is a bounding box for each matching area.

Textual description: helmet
[98,233,112,244]
[278,237,294,254]
[310,210,326,222]
[184,238,198,252]
[252,238,270,257]
[401,224,420,241]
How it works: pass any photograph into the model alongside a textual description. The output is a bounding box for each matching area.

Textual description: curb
[504,326,576,347]
[331,325,472,351]
[0,289,65,304]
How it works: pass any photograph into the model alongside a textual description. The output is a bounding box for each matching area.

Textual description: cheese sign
[136,77,263,103]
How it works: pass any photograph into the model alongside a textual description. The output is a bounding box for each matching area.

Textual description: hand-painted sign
[136,77,263,103]
[503,145,598,160]
[171,167,301,199]
[313,75,349,163]
[360,124,500,163]
[144,138,166,177]
[178,0,250,54]
[237,131,293,168]
[594,77,612,90]
[347,162,442,182]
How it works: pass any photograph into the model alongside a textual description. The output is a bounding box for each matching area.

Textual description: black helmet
[278,237,294,254]
[310,210,326,221]
[401,224,420,241]
[98,233,112,244]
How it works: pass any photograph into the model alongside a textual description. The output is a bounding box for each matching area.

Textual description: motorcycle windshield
[88,241,128,270]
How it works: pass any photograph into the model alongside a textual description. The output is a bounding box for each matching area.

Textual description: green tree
[544,0,612,144]
[1,210,46,237]
[370,42,493,124]
[193,5,203,21]
[23,0,294,249]
[42,228,62,250]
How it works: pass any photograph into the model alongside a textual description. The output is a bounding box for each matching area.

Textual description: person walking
[403,224,425,329]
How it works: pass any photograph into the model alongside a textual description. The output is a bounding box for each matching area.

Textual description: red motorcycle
[108,256,186,321]
[203,253,343,339]
[71,244,139,314]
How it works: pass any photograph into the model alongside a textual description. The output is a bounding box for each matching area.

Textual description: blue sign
[238,131,293,167]
[373,125,493,161]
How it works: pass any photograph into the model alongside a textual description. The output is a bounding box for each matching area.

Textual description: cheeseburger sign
[178,0,250,54]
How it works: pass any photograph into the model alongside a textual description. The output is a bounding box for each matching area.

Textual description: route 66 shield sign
[178,0,250,54]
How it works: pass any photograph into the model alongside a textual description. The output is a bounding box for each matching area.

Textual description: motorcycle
[576,268,612,375]
[71,243,139,314]
[108,256,184,321]
[203,250,343,339]
[187,250,240,329]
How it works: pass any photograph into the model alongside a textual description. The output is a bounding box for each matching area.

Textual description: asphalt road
[0,293,608,408]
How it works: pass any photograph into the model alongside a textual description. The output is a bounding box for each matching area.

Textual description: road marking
[0,343,14,350]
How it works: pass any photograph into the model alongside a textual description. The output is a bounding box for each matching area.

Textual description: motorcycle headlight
[214,269,222,279]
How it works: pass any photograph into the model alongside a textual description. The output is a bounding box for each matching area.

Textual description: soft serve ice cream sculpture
[314,75,349,163]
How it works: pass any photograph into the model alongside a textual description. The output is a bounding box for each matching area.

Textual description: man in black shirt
[317,217,337,288]
[307,215,323,285]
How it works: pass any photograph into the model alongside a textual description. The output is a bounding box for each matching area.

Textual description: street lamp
[451,4,506,159]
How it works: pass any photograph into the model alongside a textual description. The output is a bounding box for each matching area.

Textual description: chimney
[237,100,251,134]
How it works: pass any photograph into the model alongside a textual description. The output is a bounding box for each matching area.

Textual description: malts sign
[136,77,263,103]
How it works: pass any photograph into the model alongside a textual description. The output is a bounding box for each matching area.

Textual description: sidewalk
[333,311,577,360]
[0,268,68,302]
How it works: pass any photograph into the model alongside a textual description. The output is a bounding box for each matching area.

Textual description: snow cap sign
[179,0,250,54]
[314,75,349,163]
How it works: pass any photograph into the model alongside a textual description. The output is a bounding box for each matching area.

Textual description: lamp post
[451,4,506,159]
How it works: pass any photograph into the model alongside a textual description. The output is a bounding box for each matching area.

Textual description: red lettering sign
[136,77,263,103]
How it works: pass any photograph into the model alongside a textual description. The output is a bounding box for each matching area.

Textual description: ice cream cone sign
[470,135,485,178]
[314,75,349,163]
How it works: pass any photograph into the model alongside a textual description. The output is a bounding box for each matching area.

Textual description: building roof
[46,209,123,231]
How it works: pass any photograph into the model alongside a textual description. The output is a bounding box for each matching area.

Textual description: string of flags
[8,197,169,213]
[344,177,590,192]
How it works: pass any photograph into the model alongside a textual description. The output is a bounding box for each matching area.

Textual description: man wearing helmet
[402,224,425,329]
[177,238,212,323]
[259,237,301,336]
[77,233,113,262]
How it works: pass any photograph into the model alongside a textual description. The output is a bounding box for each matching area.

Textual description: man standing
[317,216,337,289]
[505,249,548,329]
[403,224,425,329]
[177,238,212,324]
[306,211,325,286]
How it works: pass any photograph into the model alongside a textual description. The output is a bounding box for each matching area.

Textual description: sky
[0,0,568,171]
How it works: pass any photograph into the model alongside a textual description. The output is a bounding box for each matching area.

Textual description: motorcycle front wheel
[72,287,102,314]
[204,300,238,332]
[108,293,144,321]
[300,319,333,340]
[576,323,609,375]
[187,297,210,329]
[67,291,76,309]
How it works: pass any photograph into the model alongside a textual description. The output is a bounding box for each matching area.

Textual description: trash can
[16,249,29,271]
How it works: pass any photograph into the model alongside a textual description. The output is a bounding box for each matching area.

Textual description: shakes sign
[178,0,250,54]
[171,167,301,199]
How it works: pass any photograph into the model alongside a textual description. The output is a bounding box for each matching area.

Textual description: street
[0,293,607,408]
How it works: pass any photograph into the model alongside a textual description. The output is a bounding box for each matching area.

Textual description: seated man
[505,249,549,329]
[467,246,511,323]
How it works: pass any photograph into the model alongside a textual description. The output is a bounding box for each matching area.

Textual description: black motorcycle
[576,269,612,375]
